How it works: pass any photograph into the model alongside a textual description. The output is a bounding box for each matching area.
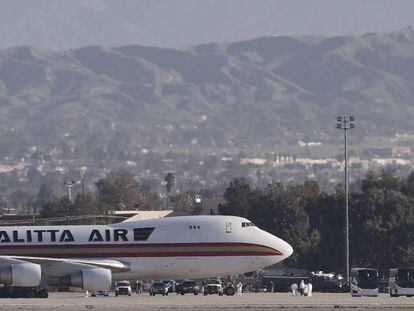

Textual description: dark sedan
[149,282,169,296]
[176,280,199,295]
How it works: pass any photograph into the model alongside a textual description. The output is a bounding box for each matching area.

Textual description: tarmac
[1,292,414,311]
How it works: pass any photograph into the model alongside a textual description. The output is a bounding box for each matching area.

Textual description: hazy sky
[1,0,414,49]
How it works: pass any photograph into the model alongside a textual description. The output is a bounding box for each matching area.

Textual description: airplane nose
[258,230,294,267]
[282,240,293,259]
[270,235,293,259]
[266,232,293,259]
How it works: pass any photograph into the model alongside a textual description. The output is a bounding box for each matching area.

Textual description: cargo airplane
[0,215,293,297]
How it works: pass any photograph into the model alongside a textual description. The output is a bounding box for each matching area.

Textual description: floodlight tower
[194,194,203,214]
[64,179,75,202]
[336,116,355,285]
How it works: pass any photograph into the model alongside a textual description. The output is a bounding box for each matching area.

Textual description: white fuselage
[0,215,293,280]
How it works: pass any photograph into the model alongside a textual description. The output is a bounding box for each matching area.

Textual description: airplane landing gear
[35,288,49,298]
[0,286,48,298]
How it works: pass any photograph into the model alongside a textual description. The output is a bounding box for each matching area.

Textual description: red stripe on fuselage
[0,242,283,258]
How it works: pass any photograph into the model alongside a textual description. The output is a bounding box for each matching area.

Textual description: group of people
[290,280,312,297]
[135,281,144,294]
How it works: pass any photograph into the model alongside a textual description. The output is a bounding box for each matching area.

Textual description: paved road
[1,292,414,310]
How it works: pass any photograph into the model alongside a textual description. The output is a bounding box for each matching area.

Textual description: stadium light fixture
[336,116,355,287]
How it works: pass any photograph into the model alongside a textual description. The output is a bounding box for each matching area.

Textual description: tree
[95,169,142,210]
[72,193,110,216]
[27,166,43,187]
[349,170,414,273]
[219,178,317,265]
[40,197,73,219]
[219,177,254,217]
[135,184,163,210]
[307,191,345,271]
[95,169,162,210]
[33,183,55,215]
[170,192,194,211]
[254,183,318,265]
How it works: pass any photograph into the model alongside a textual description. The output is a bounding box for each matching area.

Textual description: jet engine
[0,262,42,287]
[68,268,112,291]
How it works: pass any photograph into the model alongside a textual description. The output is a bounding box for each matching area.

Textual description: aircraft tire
[0,287,10,298]
[10,288,23,298]
[25,289,36,298]
[225,287,235,296]
[36,288,48,299]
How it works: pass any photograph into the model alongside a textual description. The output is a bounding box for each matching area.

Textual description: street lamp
[336,116,355,285]
[64,179,75,202]
[194,194,203,214]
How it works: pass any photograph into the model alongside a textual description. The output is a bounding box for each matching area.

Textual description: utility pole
[64,179,75,202]
[336,116,355,285]
[64,179,75,225]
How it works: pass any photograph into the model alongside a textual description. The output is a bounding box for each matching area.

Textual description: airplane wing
[0,255,130,278]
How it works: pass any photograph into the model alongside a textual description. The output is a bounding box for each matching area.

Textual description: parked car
[91,290,109,297]
[176,280,199,295]
[203,279,224,296]
[114,281,132,296]
[149,281,169,296]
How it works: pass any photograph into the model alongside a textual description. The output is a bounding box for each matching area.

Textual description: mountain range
[1,29,414,158]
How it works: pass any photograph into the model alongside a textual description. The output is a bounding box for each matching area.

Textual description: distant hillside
[1,1,412,49]
[1,29,414,158]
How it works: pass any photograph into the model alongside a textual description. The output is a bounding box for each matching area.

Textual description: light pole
[195,194,202,204]
[64,179,75,202]
[195,194,202,214]
[336,116,355,285]
[64,179,75,225]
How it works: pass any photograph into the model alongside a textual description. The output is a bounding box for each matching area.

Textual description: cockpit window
[242,222,256,227]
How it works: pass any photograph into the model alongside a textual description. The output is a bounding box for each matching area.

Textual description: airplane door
[226,222,232,233]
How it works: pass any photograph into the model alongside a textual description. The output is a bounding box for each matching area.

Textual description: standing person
[270,281,275,293]
[307,281,313,297]
[236,281,243,296]
[303,282,309,297]
[290,283,298,296]
[299,280,305,296]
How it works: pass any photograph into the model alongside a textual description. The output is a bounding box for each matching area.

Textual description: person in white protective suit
[307,281,313,297]
[303,283,309,296]
[290,283,298,296]
[236,282,243,296]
